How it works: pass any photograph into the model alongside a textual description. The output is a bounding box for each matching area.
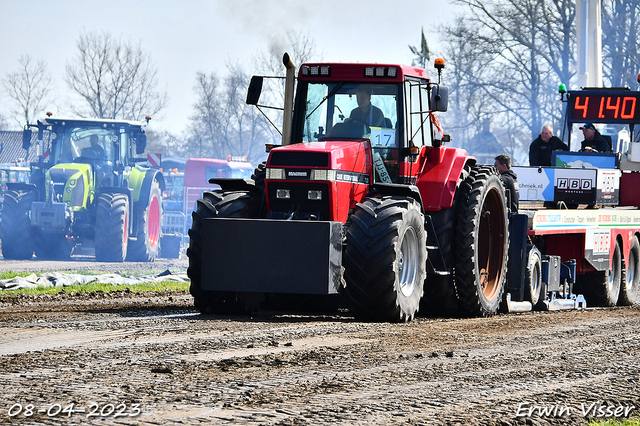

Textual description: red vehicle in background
[184,157,254,219]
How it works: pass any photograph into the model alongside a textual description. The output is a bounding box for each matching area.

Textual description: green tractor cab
[1,116,164,261]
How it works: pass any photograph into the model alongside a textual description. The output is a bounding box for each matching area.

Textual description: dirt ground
[0,258,639,425]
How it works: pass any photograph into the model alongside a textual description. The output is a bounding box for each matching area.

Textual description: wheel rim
[625,248,636,293]
[477,186,506,301]
[123,207,129,249]
[398,226,419,297]
[148,196,160,247]
[532,262,541,299]
[609,244,621,291]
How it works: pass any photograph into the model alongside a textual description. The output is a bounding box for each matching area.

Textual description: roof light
[301,66,309,76]
[375,67,385,77]
[434,58,445,70]
[320,66,330,76]
[310,66,320,76]
[365,67,375,77]
[558,83,567,94]
[387,67,397,78]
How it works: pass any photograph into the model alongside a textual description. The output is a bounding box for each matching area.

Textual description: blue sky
[0,0,463,135]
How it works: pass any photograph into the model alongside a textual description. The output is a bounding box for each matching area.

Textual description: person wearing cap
[529,124,569,166]
[580,123,611,152]
[348,85,387,128]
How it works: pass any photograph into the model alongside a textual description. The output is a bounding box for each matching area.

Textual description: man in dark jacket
[529,125,568,166]
[579,123,611,152]
[494,154,519,214]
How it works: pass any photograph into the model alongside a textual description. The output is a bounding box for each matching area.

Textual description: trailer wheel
[187,190,262,314]
[619,236,640,305]
[95,193,129,262]
[127,179,162,262]
[455,165,509,317]
[343,196,426,322]
[0,189,35,260]
[525,245,542,306]
[578,241,622,307]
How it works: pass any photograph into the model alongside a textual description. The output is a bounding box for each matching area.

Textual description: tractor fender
[7,182,39,197]
[416,146,476,211]
[369,183,423,209]
[131,168,165,208]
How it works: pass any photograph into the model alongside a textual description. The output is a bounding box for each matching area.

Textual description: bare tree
[65,31,167,121]
[2,55,53,127]
[440,0,575,165]
[602,0,640,88]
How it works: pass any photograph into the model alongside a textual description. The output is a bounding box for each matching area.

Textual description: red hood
[268,140,369,170]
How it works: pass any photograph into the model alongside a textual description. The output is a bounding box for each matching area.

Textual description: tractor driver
[87,135,106,159]
[347,86,387,128]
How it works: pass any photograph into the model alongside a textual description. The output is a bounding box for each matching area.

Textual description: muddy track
[0,285,639,425]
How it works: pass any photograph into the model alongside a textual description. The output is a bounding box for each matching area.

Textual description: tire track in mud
[0,292,638,425]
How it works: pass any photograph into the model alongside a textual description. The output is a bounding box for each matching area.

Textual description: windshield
[53,126,117,164]
[300,82,399,145]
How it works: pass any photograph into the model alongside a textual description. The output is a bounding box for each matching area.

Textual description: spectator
[529,125,568,166]
[494,154,519,214]
[579,123,611,153]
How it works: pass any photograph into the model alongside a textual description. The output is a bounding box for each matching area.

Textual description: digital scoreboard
[568,90,640,124]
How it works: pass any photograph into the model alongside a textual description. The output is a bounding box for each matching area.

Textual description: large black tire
[1,189,35,260]
[343,196,427,322]
[127,179,162,262]
[577,241,622,307]
[524,245,542,306]
[619,236,640,306]
[419,207,460,317]
[94,193,130,262]
[34,231,73,260]
[455,165,509,317]
[187,190,262,314]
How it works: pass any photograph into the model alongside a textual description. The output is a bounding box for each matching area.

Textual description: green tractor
[0,115,164,262]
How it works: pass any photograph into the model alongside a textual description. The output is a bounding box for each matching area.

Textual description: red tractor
[187,54,509,322]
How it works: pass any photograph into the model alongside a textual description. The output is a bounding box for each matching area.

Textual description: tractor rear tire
[1,189,35,260]
[343,196,426,322]
[187,190,262,314]
[127,179,162,262]
[455,165,509,317]
[577,241,622,307]
[34,231,73,260]
[619,236,640,305]
[95,193,129,262]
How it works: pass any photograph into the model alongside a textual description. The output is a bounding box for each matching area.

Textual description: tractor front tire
[95,193,130,262]
[455,165,509,317]
[1,189,35,260]
[187,190,262,314]
[343,196,426,322]
[127,179,162,262]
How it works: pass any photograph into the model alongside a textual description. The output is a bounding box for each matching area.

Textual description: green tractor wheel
[1,189,35,260]
[127,179,162,262]
[95,193,130,262]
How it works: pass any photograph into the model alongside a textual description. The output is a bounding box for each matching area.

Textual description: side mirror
[136,133,147,154]
[22,129,32,150]
[246,76,264,105]
[430,85,449,112]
